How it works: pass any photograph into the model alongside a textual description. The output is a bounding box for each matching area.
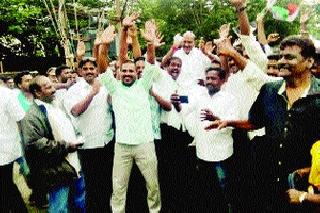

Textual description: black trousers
[160,124,196,213]
[0,162,27,213]
[78,142,114,213]
[196,158,234,213]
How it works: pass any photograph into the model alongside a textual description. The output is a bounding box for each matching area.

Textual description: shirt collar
[277,81,311,98]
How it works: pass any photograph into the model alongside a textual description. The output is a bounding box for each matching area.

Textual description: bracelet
[299,192,308,203]
[236,5,247,13]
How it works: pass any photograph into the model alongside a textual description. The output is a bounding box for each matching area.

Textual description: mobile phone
[180,95,189,103]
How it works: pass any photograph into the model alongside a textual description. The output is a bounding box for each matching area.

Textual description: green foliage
[0,0,315,61]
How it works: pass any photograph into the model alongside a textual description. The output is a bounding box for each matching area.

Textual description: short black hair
[134,56,145,63]
[79,58,97,68]
[205,67,226,80]
[168,56,182,65]
[280,35,315,59]
[55,65,70,76]
[14,71,30,86]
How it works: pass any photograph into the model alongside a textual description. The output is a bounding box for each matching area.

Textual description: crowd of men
[1,0,320,212]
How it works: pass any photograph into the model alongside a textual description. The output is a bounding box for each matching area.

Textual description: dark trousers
[196,158,234,213]
[160,124,195,213]
[0,162,27,213]
[78,142,114,213]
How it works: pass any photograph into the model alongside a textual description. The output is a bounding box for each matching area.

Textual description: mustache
[278,63,291,70]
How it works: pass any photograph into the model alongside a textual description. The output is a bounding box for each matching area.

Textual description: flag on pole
[271,3,299,22]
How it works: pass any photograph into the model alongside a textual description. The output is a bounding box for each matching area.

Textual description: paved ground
[13,162,47,213]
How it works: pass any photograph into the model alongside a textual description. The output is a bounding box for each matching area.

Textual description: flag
[271,3,299,22]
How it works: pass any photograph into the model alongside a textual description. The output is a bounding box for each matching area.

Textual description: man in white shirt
[0,86,27,212]
[173,31,211,92]
[64,57,114,212]
[157,56,198,212]
[181,67,239,212]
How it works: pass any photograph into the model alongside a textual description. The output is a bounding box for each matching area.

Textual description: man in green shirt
[100,17,162,213]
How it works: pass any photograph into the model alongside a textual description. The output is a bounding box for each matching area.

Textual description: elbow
[71,108,80,117]
[162,104,172,111]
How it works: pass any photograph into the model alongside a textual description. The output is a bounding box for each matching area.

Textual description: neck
[22,90,33,100]
[285,71,311,89]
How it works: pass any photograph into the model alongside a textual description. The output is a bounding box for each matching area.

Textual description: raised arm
[97,25,117,73]
[161,34,182,68]
[76,40,86,68]
[119,12,139,66]
[141,19,159,64]
[230,0,250,36]
[217,37,247,73]
[215,23,231,74]
[128,25,142,59]
[300,9,310,37]
[257,11,268,45]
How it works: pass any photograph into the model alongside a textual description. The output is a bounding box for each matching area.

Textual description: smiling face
[82,61,98,84]
[278,45,313,78]
[167,58,182,80]
[182,35,195,55]
[121,62,137,87]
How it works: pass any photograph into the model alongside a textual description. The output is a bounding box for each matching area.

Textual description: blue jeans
[16,156,30,177]
[49,175,86,213]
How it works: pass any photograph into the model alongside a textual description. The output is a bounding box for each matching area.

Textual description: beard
[206,85,220,96]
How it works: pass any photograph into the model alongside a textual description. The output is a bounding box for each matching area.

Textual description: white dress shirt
[173,48,211,91]
[64,78,114,149]
[181,89,239,162]
[0,87,25,165]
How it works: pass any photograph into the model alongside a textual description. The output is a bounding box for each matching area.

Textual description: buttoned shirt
[173,48,211,91]
[0,87,25,165]
[100,64,161,145]
[249,77,320,189]
[181,89,239,162]
[154,71,200,131]
[64,78,114,149]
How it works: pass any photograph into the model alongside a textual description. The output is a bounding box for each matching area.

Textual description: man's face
[19,74,33,92]
[36,77,56,103]
[121,62,137,86]
[82,62,98,84]
[167,59,182,80]
[228,59,238,74]
[182,35,195,54]
[278,45,312,78]
[205,70,223,95]
[6,78,14,89]
[59,69,72,83]
[135,60,145,79]
[267,59,279,77]
[48,70,58,83]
